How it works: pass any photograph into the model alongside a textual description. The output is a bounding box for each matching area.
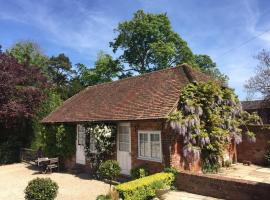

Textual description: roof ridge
[84,65,186,90]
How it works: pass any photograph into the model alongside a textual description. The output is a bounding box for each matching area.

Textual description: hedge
[115,172,174,200]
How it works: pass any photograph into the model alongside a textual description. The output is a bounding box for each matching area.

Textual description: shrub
[163,167,178,177]
[116,172,174,200]
[24,178,58,200]
[99,160,121,187]
[96,189,119,200]
[96,195,111,200]
[223,160,232,168]
[265,149,270,166]
[130,166,149,179]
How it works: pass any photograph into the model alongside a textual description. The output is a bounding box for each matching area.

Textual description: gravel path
[0,163,110,200]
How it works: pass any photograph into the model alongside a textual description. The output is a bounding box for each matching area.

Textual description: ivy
[168,82,261,172]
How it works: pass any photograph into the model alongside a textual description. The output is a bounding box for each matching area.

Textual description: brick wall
[237,125,270,165]
[130,120,202,173]
[130,120,165,173]
[176,171,270,200]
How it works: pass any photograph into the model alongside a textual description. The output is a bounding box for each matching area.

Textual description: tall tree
[8,41,49,72]
[245,49,270,100]
[0,52,49,163]
[0,53,48,125]
[75,52,122,87]
[110,10,195,74]
[194,54,228,83]
[48,53,74,86]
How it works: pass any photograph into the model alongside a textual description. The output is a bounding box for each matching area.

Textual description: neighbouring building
[242,100,270,124]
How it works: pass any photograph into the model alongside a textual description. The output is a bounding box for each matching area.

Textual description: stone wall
[237,125,270,165]
[176,171,270,200]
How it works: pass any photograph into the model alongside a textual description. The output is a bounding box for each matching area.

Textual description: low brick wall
[237,125,270,165]
[176,171,270,200]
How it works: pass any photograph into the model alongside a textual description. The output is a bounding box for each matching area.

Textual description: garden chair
[46,157,59,173]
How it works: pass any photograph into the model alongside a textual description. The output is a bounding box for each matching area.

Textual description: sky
[0,0,270,100]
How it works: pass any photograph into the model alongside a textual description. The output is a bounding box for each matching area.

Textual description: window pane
[78,131,85,145]
[119,125,130,152]
[119,134,129,142]
[151,134,160,159]
[119,142,129,151]
[140,133,150,157]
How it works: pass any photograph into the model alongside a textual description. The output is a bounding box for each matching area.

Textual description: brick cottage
[42,64,236,175]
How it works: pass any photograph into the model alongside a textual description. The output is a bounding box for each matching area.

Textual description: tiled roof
[42,64,211,123]
[241,100,270,110]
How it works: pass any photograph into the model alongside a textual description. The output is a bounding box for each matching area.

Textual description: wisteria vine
[168,82,261,170]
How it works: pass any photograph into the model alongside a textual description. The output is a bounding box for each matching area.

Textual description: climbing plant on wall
[168,82,261,173]
[84,123,117,175]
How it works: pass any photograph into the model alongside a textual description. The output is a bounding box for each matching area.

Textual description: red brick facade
[237,125,270,165]
[129,119,201,173]
[65,120,240,175]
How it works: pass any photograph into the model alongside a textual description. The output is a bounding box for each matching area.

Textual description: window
[77,125,85,145]
[138,131,162,161]
[118,125,130,152]
[77,125,96,153]
[89,132,97,153]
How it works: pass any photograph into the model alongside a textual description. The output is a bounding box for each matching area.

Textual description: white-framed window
[118,124,130,152]
[138,130,162,162]
[77,125,85,145]
[77,125,96,153]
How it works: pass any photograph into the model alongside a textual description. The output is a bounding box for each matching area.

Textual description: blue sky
[1,0,270,100]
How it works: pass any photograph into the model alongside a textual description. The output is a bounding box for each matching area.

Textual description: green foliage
[99,160,121,187]
[0,136,21,164]
[84,123,117,171]
[130,166,149,179]
[96,195,112,200]
[75,52,122,87]
[163,167,178,177]
[116,172,174,200]
[42,124,76,166]
[110,10,195,74]
[31,91,62,150]
[264,141,270,166]
[8,41,49,71]
[168,82,260,173]
[194,54,228,83]
[24,178,58,200]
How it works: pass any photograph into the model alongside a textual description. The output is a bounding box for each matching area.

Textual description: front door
[76,125,86,164]
[117,123,131,175]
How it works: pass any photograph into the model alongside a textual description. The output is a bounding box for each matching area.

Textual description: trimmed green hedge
[115,172,174,200]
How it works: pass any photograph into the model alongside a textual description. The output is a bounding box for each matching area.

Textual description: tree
[110,10,195,74]
[194,54,228,83]
[0,52,49,163]
[48,53,75,99]
[75,52,122,87]
[8,41,49,72]
[0,53,48,125]
[245,49,270,100]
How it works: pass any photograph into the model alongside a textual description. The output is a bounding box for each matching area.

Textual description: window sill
[137,156,162,163]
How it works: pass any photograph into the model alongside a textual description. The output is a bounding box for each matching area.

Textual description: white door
[76,125,86,165]
[117,123,131,175]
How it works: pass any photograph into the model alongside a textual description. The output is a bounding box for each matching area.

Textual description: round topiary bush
[24,177,58,200]
[99,160,121,187]
[130,166,149,179]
